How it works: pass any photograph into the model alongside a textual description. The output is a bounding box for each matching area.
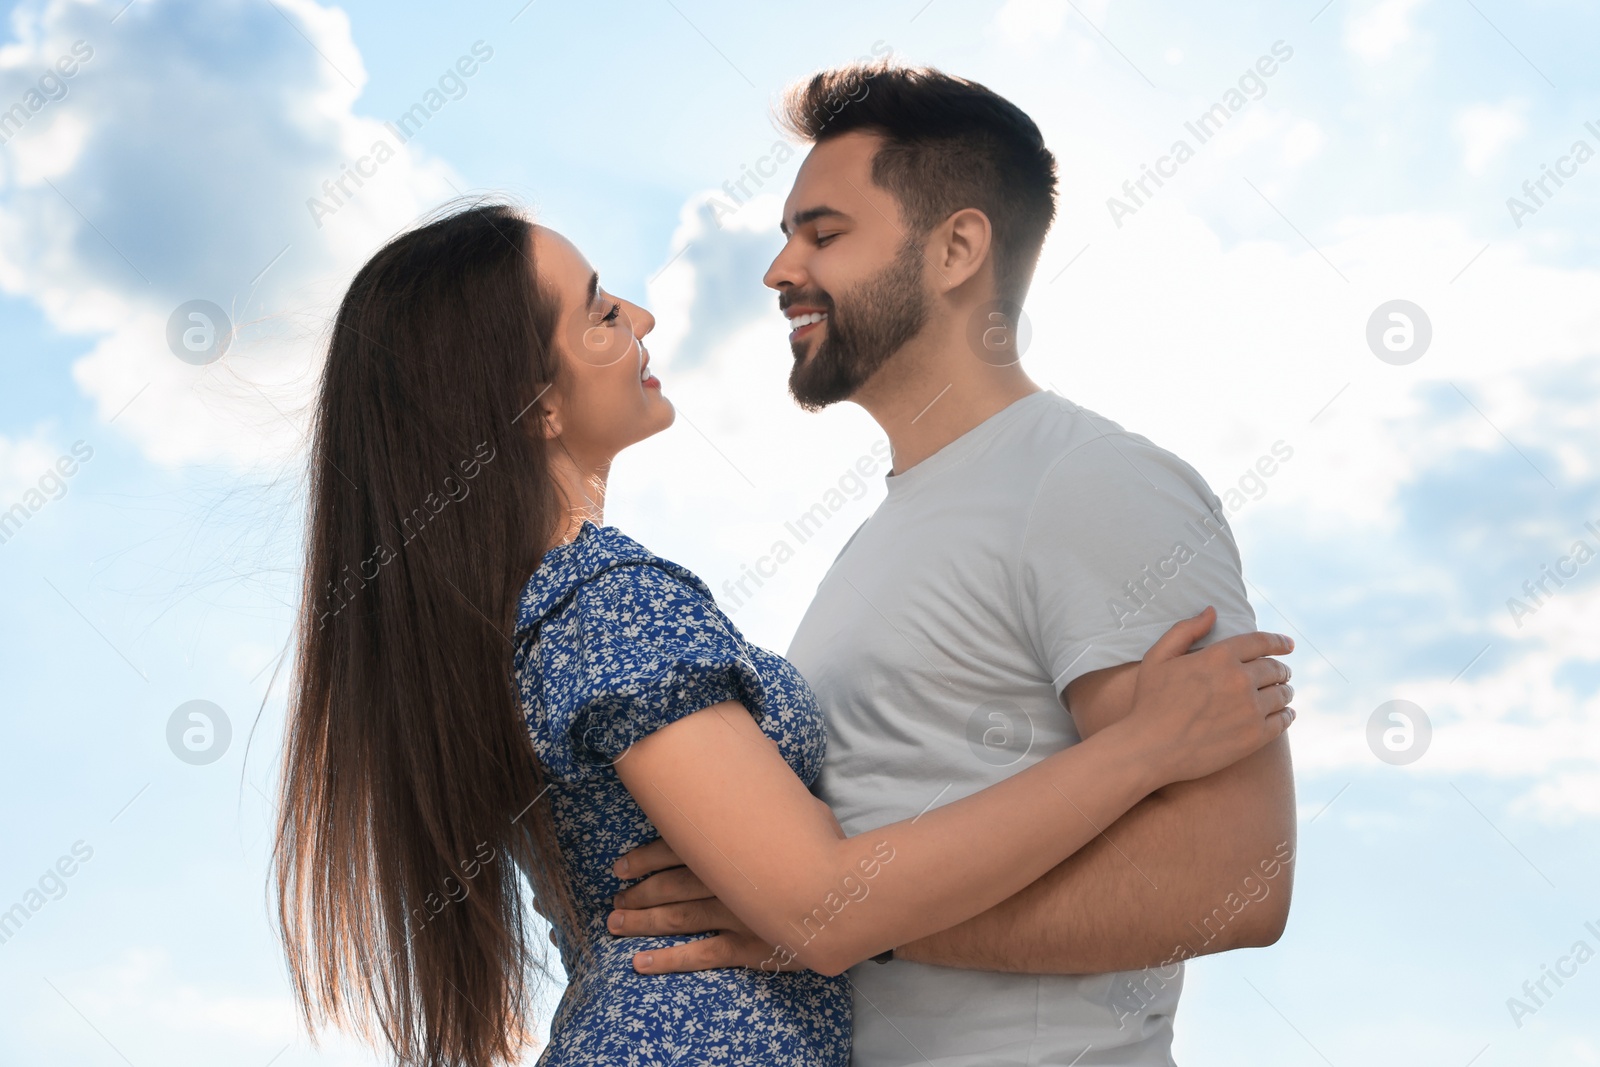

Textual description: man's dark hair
[777,62,1058,304]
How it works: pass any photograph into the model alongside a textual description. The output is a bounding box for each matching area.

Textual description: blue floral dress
[511,521,852,1066]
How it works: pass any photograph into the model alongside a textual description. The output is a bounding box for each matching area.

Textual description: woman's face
[532,225,673,462]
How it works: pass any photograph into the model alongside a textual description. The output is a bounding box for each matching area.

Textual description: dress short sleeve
[517,561,768,784]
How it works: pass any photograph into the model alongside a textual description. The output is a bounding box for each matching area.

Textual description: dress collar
[514,521,713,636]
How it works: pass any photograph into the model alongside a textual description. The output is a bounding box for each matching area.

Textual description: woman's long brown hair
[274,200,581,1066]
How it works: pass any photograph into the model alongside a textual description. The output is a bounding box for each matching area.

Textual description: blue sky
[0,0,1597,1063]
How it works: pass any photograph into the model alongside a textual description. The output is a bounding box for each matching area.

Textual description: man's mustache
[779,291,835,314]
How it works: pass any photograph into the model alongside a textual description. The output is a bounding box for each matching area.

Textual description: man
[607,62,1296,1065]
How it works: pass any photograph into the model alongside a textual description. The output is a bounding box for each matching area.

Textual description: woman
[273,201,1295,1067]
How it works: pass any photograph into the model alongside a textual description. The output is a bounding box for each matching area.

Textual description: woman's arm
[614,610,1294,976]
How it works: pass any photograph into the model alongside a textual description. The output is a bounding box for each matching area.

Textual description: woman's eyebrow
[586,271,599,303]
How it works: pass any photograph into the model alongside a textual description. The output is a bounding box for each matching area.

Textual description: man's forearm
[895,732,1296,974]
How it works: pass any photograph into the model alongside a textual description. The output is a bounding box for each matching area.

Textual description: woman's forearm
[776,718,1161,974]
[621,609,1298,980]
[618,700,1164,976]
[615,616,1292,975]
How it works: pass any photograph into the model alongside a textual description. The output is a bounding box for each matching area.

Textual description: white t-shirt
[786,389,1257,1067]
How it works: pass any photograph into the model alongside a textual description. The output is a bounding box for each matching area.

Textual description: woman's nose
[626,300,655,338]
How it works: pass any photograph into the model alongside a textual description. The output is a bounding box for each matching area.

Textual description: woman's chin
[641,395,676,437]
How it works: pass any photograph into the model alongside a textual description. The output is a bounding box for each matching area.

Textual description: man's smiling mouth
[785,308,828,343]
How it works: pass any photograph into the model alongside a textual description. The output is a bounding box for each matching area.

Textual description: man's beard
[788,238,929,412]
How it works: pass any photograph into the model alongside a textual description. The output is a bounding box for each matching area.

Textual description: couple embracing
[274,59,1298,1067]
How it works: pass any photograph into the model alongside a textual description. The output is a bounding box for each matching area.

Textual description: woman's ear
[525,382,563,440]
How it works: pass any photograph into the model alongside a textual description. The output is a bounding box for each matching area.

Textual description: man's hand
[895,651,1296,973]
[608,839,802,973]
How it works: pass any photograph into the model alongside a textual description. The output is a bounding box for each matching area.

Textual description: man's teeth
[789,312,827,329]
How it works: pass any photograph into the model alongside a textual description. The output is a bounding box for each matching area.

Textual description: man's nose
[763,241,804,291]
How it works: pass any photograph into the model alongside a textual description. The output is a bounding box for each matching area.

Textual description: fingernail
[614,857,629,876]
[607,911,622,932]
[636,952,654,970]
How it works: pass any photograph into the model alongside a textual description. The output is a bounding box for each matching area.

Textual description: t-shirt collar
[883,389,1052,496]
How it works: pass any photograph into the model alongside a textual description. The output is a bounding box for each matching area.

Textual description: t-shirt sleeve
[517,563,768,784]
[1018,434,1258,696]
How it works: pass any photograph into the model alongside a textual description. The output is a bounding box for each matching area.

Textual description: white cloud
[1346,0,1431,63]
[0,0,467,470]
[1454,100,1528,175]
[1521,772,1600,819]
[70,949,296,1041]
[991,0,1111,57]
[41,948,385,1065]
[1283,118,1328,167]
[646,190,784,375]
[0,427,60,500]
[1204,105,1284,162]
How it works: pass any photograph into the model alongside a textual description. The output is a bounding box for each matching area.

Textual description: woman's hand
[1122,606,1297,786]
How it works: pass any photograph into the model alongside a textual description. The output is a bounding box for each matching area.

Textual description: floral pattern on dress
[512,521,851,1066]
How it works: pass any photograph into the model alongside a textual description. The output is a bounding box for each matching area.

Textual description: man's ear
[934,207,993,291]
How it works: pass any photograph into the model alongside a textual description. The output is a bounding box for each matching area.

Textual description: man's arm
[605,656,1297,976]
[895,659,1296,974]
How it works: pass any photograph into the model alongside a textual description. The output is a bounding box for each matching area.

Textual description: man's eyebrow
[586,271,599,304]
[780,205,850,236]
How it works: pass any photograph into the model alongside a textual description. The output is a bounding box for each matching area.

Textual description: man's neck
[852,329,1043,476]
